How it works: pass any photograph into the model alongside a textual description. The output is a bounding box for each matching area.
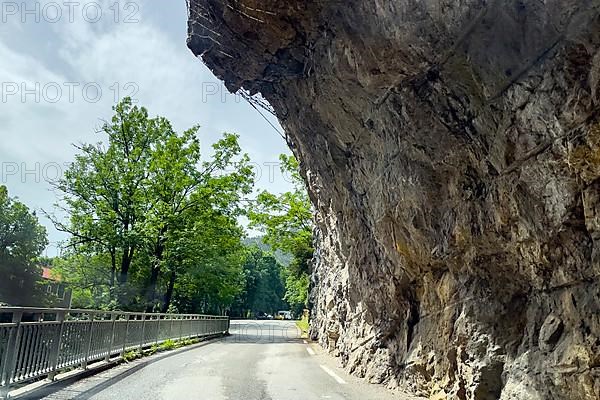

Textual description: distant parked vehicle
[277,311,293,320]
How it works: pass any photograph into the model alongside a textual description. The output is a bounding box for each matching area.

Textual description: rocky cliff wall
[187,1,600,398]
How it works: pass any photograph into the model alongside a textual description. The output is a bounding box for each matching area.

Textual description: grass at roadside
[123,338,201,362]
[296,316,310,339]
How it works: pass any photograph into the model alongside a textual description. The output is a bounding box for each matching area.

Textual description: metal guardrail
[0,307,229,397]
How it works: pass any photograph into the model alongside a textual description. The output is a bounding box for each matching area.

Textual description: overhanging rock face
[188,1,600,398]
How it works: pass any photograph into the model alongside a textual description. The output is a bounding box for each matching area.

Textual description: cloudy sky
[0,0,292,256]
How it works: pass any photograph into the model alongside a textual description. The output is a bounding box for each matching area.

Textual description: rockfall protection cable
[240,92,287,141]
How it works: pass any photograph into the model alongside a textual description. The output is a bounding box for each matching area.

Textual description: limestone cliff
[187,1,600,398]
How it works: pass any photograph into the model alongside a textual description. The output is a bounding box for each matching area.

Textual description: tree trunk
[106,247,116,302]
[118,246,135,307]
[146,228,167,312]
[145,260,161,312]
[162,268,177,313]
[110,248,116,285]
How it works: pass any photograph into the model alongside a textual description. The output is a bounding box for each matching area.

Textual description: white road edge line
[306,347,316,356]
[319,365,347,385]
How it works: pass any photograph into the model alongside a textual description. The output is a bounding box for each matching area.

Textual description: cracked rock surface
[187,1,600,398]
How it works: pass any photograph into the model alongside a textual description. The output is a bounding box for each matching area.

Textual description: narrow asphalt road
[35,320,420,400]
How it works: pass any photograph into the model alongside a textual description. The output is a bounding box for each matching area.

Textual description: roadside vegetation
[122,338,202,363]
[0,186,49,306]
[248,155,314,317]
[296,314,310,338]
[0,98,314,319]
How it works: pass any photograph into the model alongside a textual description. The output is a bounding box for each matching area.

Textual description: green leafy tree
[248,155,314,316]
[169,209,247,314]
[50,99,158,306]
[51,98,254,313]
[142,122,202,311]
[52,252,117,309]
[231,245,287,318]
[0,186,48,306]
[144,130,253,312]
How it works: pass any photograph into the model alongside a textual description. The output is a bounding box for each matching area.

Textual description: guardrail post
[120,316,130,357]
[105,313,117,362]
[178,316,183,341]
[1,310,23,399]
[0,325,10,394]
[82,313,94,369]
[155,316,161,345]
[139,314,146,353]
[48,311,66,381]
